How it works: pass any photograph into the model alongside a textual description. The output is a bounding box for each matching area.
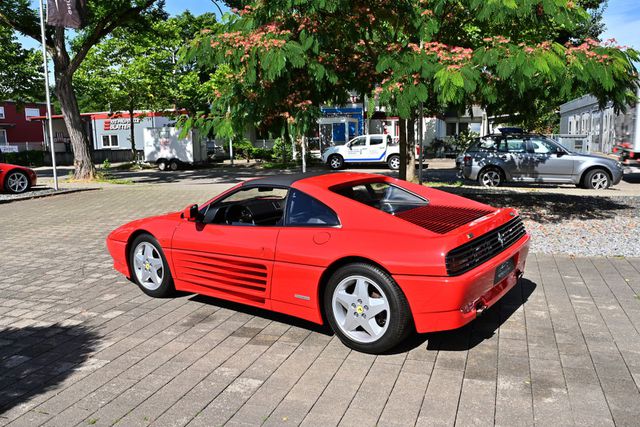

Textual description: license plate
[494,257,515,284]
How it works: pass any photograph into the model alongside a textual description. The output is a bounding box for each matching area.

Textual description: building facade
[0,101,47,152]
[559,95,617,153]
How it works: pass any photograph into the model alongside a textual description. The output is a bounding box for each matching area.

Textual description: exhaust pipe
[475,302,487,317]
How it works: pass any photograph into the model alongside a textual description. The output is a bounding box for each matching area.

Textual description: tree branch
[69,0,157,75]
[0,10,53,49]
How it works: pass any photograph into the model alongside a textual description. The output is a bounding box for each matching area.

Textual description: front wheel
[157,160,168,171]
[327,155,344,170]
[583,169,611,190]
[478,167,503,187]
[387,154,400,170]
[4,171,30,194]
[324,263,412,354]
[129,234,175,298]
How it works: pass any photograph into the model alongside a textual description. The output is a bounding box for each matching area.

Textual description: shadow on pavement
[0,325,99,416]
[450,192,634,223]
[623,172,640,184]
[189,294,333,336]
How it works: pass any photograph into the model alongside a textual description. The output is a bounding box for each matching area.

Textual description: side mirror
[556,148,566,156]
[182,204,201,222]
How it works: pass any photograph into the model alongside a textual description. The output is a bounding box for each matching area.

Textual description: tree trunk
[301,135,307,173]
[52,30,96,180]
[398,117,417,182]
[129,105,136,162]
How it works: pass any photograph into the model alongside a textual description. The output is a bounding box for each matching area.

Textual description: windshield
[331,181,428,215]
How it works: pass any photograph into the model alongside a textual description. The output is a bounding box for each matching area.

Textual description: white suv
[321,134,400,170]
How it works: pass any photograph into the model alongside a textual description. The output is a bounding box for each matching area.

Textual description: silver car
[460,134,623,189]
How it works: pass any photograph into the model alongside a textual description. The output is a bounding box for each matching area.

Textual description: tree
[0,25,43,102]
[0,0,163,179]
[75,11,218,160]
[185,0,638,181]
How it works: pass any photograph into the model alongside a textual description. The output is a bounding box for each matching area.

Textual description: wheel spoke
[150,269,162,285]
[335,290,355,310]
[359,317,380,337]
[134,253,145,268]
[342,312,359,331]
[148,257,162,268]
[354,278,369,301]
[367,298,388,317]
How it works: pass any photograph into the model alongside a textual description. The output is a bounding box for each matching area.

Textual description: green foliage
[0,25,43,102]
[101,159,112,171]
[1,150,45,167]
[251,147,273,161]
[272,137,293,163]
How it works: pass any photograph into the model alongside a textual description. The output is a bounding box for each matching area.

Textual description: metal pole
[38,0,58,190]
[301,135,306,173]
[418,103,424,184]
[229,137,234,166]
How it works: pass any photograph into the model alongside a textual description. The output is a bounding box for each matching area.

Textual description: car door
[500,136,529,180]
[170,186,287,307]
[367,135,388,162]
[346,136,368,162]
[525,136,575,182]
[271,189,341,315]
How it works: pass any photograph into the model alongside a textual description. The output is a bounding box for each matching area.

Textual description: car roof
[241,171,384,189]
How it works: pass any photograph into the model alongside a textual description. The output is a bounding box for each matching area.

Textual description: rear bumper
[394,234,530,333]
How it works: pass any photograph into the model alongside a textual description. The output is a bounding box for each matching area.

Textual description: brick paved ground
[1,183,640,426]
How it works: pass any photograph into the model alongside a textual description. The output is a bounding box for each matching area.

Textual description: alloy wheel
[481,170,501,187]
[329,156,342,169]
[331,275,390,344]
[590,172,609,189]
[7,173,28,193]
[389,156,400,170]
[132,242,164,291]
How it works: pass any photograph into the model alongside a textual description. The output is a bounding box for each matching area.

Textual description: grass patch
[65,171,134,185]
[261,161,299,170]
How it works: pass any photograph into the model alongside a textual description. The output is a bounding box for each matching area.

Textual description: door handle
[499,155,508,160]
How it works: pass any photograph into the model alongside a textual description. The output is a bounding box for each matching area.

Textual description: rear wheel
[157,160,168,171]
[328,155,344,170]
[129,234,175,298]
[387,154,400,170]
[478,167,503,187]
[324,263,412,354]
[583,168,611,190]
[169,160,179,171]
[4,171,30,194]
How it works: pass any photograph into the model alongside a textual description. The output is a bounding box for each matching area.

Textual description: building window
[446,122,457,136]
[25,108,40,119]
[0,107,5,119]
[568,121,572,134]
[0,129,7,145]
[458,122,469,134]
[102,135,119,148]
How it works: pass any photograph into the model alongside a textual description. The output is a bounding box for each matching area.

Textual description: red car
[0,157,37,194]
[107,172,529,353]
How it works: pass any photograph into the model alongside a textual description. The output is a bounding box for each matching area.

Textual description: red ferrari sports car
[0,158,37,194]
[107,172,529,353]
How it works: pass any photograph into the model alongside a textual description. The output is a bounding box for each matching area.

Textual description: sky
[16,0,640,54]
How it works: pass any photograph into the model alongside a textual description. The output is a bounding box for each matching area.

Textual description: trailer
[143,127,207,171]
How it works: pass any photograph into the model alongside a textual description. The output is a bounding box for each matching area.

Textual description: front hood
[107,211,182,242]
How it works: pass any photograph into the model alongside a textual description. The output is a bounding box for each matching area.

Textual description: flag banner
[46,0,84,29]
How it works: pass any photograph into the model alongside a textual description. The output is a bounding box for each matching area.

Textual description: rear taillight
[463,155,472,166]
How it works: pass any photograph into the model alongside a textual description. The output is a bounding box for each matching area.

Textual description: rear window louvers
[395,205,493,234]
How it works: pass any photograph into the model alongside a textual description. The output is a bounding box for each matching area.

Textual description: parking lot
[1,171,640,426]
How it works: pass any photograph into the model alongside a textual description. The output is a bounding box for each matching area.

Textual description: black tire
[4,171,31,194]
[327,154,344,170]
[387,154,400,170]
[323,263,413,354]
[128,234,175,298]
[169,160,179,171]
[158,160,168,171]
[478,167,504,187]
[582,168,611,190]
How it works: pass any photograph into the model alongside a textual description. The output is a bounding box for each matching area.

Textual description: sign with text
[46,0,85,29]
[104,118,142,131]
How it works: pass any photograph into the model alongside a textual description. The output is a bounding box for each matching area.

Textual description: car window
[202,186,288,226]
[350,136,366,147]
[528,137,558,154]
[332,181,427,215]
[468,137,501,152]
[505,138,527,153]
[286,189,340,226]
[370,136,384,146]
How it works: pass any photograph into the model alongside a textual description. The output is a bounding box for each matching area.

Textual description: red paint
[107,172,530,335]
[0,102,47,145]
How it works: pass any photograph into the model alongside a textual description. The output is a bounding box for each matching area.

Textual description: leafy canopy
[185,0,638,140]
